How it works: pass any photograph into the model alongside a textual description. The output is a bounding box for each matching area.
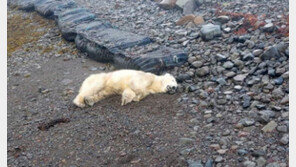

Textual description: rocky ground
[8,0,289,166]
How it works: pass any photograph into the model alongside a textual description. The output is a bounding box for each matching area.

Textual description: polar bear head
[161,73,178,94]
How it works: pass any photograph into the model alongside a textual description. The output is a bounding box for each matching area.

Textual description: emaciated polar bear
[73,69,178,107]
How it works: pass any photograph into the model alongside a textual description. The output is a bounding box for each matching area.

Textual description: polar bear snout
[166,85,178,94]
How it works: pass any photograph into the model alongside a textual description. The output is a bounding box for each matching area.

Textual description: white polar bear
[73,69,178,107]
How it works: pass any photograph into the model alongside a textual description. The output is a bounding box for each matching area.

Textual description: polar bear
[73,69,178,107]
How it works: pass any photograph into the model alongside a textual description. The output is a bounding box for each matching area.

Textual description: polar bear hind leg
[73,74,106,107]
[133,91,149,102]
[121,88,136,106]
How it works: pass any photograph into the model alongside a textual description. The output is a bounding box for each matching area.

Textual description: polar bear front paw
[84,96,95,106]
[73,96,86,108]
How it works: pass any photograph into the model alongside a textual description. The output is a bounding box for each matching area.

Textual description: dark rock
[280,134,289,145]
[274,77,284,85]
[259,110,275,118]
[240,118,255,126]
[216,77,227,85]
[205,158,214,167]
[223,61,234,69]
[192,61,203,68]
[243,160,256,167]
[261,45,282,60]
[158,0,176,9]
[206,117,215,123]
[242,51,254,61]
[188,85,198,92]
[256,157,266,167]
[196,66,210,77]
[177,73,191,82]
[188,56,197,64]
[182,0,201,15]
[268,68,276,77]
[277,125,288,133]
[266,162,281,167]
[237,149,248,156]
[200,24,222,41]
[256,43,265,49]
[187,159,203,167]
[242,95,251,108]
[251,150,266,157]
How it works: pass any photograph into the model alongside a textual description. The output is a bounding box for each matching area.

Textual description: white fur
[73,69,178,107]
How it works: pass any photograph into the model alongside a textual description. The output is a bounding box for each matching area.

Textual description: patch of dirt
[7,8,55,56]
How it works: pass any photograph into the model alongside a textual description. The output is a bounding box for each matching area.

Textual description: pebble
[187,159,203,167]
[216,54,227,62]
[175,29,188,36]
[205,159,214,167]
[262,121,277,133]
[217,149,228,154]
[262,23,274,32]
[240,118,255,127]
[274,77,284,85]
[89,66,98,71]
[223,61,234,69]
[225,71,236,78]
[196,66,210,77]
[258,110,275,123]
[242,52,254,61]
[188,57,197,64]
[234,74,247,82]
[279,134,288,145]
[222,129,230,136]
[276,125,288,133]
[280,96,289,104]
[256,157,266,167]
[223,27,231,33]
[242,95,251,108]
[234,85,242,90]
[179,138,195,144]
[200,24,222,41]
[243,160,256,167]
[215,15,230,24]
[282,71,289,79]
[192,61,203,68]
[266,162,281,167]
[251,150,266,157]
[24,73,31,78]
[237,149,248,156]
[61,79,73,86]
[216,78,227,85]
[214,156,223,163]
[177,73,191,82]
[261,46,280,60]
